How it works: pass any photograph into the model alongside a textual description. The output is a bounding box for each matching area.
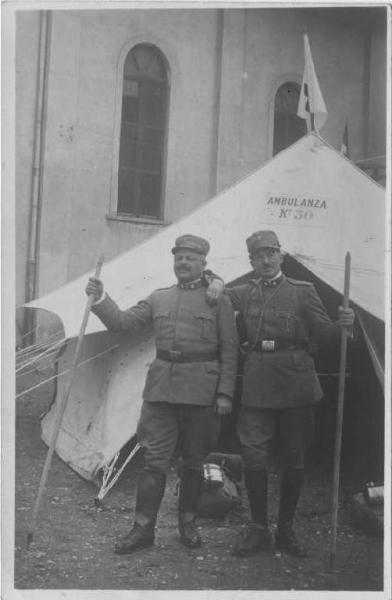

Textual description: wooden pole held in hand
[329,252,351,568]
[26,255,104,548]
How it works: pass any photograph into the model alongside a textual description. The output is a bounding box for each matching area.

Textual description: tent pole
[26,255,104,549]
[329,251,351,568]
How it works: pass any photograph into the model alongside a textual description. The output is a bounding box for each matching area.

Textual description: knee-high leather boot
[114,469,166,554]
[232,469,271,556]
[178,468,204,548]
[276,467,307,557]
[245,468,268,526]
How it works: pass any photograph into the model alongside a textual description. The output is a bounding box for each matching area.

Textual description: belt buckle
[169,350,182,360]
[261,340,275,352]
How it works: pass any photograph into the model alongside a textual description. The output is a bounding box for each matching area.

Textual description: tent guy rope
[16,342,119,399]
[16,338,66,373]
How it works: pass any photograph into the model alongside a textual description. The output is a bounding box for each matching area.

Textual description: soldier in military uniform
[207,230,355,558]
[85,234,238,554]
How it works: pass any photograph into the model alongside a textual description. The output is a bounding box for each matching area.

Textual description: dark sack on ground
[197,463,242,518]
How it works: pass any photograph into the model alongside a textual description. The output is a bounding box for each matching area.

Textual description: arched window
[273,82,306,156]
[118,44,169,218]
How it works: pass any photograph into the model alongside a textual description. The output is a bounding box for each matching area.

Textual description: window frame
[109,41,170,224]
[267,75,303,159]
[272,80,306,156]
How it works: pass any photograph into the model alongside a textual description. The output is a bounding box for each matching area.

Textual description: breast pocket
[274,311,299,338]
[153,311,170,336]
[195,312,217,341]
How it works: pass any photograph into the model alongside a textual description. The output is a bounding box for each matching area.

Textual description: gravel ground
[13,365,384,594]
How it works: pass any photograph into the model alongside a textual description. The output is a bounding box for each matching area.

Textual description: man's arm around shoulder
[204,271,246,311]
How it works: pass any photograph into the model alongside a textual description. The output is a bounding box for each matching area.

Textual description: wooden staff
[329,251,351,567]
[26,255,104,548]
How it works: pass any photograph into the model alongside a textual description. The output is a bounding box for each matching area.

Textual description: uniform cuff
[92,291,107,306]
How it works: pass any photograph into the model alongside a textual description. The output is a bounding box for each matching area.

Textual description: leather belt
[251,339,309,353]
[156,349,219,363]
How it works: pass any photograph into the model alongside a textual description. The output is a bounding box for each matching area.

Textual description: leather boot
[178,468,204,548]
[114,469,166,555]
[232,469,271,556]
[275,467,307,558]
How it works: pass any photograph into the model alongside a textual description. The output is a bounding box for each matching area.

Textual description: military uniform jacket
[227,275,341,409]
[92,282,238,406]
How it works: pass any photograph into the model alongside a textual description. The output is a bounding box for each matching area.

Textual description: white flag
[297,33,328,132]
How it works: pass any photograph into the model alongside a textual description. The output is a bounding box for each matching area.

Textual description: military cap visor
[171,234,210,256]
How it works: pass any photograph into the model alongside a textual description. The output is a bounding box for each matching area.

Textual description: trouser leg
[179,403,221,524]
[136,401,179,472]
[178,405,221,548]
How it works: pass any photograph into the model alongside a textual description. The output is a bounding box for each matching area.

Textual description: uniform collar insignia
[252,272,283,288]
[179,278,203,290]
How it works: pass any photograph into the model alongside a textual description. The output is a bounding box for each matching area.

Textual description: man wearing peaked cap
[206,230,354,558]
[85,234,237,554]
[246,230,281,253]
[172,234,210,256]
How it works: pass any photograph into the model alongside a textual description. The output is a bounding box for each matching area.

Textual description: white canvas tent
[26,133,386,488]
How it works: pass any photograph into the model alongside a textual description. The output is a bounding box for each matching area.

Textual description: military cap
[246,230,281,255]
[171,234,210,256]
